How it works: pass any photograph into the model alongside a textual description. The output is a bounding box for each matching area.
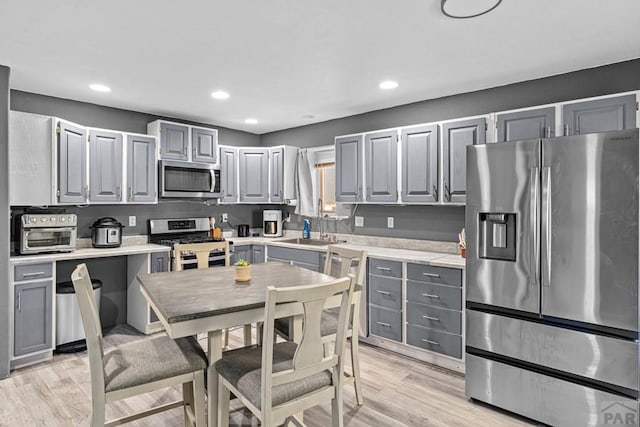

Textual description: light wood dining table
[137,261,343,427]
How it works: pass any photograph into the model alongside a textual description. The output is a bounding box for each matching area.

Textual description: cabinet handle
[544,126,551,138]
[444,183,451,202]
[357,187,362,199]
[22,272,46,278]
[367,187,371,198]
[128,187,133,200]
[563,124,570,136]
[376,321,391,328]
[422,272,440,278]
[421,339,439,346]
[16,292,21,312]
[376,290,391,296]
[376,266,392,272]
[422,315,440,321]
[432,185,438,201]
[421,293,440,299]
[116,186,121,201]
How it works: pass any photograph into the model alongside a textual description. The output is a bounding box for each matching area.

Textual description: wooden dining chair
[272,245,367,406]
[173,241,251,348]
[215,274,356,427]
[71,263,207,427]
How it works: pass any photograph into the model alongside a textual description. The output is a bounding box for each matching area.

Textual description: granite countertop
[10,243,170,264]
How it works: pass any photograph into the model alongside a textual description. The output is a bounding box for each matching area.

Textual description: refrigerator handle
[541,166,552,288]
[529,167,540,287]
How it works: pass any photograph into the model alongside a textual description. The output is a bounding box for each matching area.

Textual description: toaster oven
[19,214,77,254]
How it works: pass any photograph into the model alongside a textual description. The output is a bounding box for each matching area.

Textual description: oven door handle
[210,169,216,193]
[25,226,77,233]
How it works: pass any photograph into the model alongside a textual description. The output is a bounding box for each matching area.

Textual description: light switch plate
[387,217,394,228]
[355,216,364,227]
[221,213,228,223]
[128,216,136,227]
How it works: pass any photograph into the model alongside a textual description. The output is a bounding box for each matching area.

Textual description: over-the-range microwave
[159,160,222,198]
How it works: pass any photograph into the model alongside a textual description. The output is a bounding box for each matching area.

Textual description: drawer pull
[376,266,392,272]
[422,272,440,278]
[422,315,440,321]
[376,321,391,328]
[22,272,47,278]
[376,290,391,296]
[421,339,439,346]
[421,293,440,299]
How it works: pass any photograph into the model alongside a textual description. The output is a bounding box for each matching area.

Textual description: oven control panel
[21,214,77,228]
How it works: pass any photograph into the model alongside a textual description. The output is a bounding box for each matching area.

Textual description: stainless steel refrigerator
[465,129,640,426]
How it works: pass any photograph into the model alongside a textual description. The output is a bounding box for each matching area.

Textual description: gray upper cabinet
[335,135,363,202]
[496,107,555,142]
[365,130,398,203]
[562,94,637,136]
[57,120,88,204]
[219,146,238,203]
[126,134,157,203]
[159,122,189,160]
[401,124,438,203]
[191,127,218,163]
[14,280,53,357]
[270,147,285,203]
[88,129,123,203]
[239,148,269,203]
[442,117,486,204]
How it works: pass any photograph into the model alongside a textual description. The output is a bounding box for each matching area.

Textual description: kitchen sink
[278,238,343,246]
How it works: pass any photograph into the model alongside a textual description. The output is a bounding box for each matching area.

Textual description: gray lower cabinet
[57,119,88,204]
[401,124,439,203]
[89,129,123,203]
[266,246,323,272]
[219,145,238,203]
[239,148,269,203]
[126,134,157,203]
[159,122,189,160]
[252,245,265,263]
[496,107,555,142]
[335,134,363,202]
[191,127,218,163]
[562,94,637,136]
[234,245,252,264]
[149,252,169,323]
[442,117,486,204]
[365,130,397,202]
[368,258,402,343]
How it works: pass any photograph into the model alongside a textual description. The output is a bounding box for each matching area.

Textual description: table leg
[208,330,223,427]
[243,324,252,346]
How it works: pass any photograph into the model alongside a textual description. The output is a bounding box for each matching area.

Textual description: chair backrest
[173,241,230,271]
[71,263,106,394]
[260,275,355,415]
[323,245,367,286]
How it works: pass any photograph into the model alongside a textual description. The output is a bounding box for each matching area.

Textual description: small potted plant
[234,259,251,282]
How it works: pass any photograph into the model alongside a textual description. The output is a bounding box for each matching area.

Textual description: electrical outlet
[387,216,394,228]
[286,213,291,223]
[128,216,136,227]
[221,213,228,223]
[355,216,364,227]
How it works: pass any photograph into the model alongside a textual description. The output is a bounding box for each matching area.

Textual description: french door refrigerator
[465,129,640,426]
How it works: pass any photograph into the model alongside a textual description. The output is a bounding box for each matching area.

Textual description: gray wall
[0,66,10,379]
[262,59,640,242]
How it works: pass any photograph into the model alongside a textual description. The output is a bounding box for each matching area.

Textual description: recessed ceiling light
[245,118,258,125]
[211,90,230,100]
[379,80,399,90]
[301,114,315,119]
[89,83,111,92]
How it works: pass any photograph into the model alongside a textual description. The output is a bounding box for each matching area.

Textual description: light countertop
[10,244,170,264]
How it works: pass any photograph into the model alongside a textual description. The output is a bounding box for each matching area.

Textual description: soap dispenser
[302,219,311,239]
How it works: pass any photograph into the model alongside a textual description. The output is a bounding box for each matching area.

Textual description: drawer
[407,302,462,334]
[407,263,462,287]
[369,306,402,342]
[369,258,402,278]
[267,246,321,265]
[407,324,462,359]
[368,275,402,310]
[14,263,53,281]
[407,280,462,310]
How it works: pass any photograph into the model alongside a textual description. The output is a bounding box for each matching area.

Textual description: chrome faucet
[318,197,329,240]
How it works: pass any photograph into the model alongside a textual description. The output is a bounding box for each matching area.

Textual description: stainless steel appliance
[263,210,282,237]
[148,217,233,269]
[19,213,77,254]
[237,224,250,237]
[465,129,640,425]
[159,160,221,198]
[90,217,124,248]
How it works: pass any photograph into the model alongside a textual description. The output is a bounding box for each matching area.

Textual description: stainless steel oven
[159,160,221,198]
[19,214,77,254]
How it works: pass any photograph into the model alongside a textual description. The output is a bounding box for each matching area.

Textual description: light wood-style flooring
[0,325,535,426]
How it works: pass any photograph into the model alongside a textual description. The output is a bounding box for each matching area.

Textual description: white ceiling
[0,1,639,134]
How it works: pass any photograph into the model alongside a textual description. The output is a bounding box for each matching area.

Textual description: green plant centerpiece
[234,259,251,282]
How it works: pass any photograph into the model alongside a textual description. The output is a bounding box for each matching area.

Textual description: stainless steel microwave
[159,160,222,198]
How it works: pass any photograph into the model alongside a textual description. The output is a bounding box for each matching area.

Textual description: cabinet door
[234,245,252,264]
[365,130,397,203]
[14,280,53,357]
[159,122,189,160]
[127,135,157,203]
[335,135,363,202]
[219,146,238,203]
[442,118,486,204]
[270,147,284,203]
[57,120,88,204]
[150,252,169,273]
[401,125,438,203]
[89,129,123,203]
[563,94,637,136]
[496,107,555,142]
[252,245,265,263]
[239,148,269,203]
[191,127,218,163]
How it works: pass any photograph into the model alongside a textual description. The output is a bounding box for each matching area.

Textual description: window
[316,162,336,215]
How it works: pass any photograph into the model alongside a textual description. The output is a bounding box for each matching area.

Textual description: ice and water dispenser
[478,213,516,261]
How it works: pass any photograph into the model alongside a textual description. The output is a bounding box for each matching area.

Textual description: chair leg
[331,383,344,427]
[183,381,194,427]
[256,322,264,345]
[223,328,230,350]
[193,372,206,426]
[90,394,105,427]
[350,336,364,406]
[217,378,230,427]
[243,324,252,345]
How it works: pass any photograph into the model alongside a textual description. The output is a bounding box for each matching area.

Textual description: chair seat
[214,342,332,409]
[104,335,208,393]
